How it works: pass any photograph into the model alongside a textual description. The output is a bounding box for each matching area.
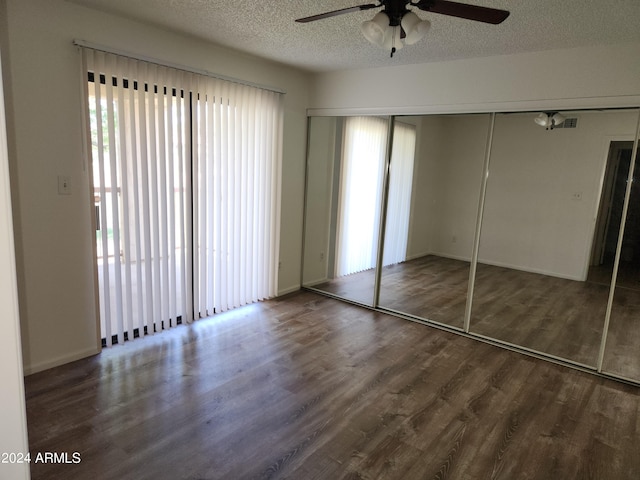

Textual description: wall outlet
[58,175,71,195]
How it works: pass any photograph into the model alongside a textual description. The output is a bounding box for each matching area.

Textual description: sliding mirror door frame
[599,112,640,382]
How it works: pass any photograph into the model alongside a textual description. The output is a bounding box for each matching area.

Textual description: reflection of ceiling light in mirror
[551,113,566,126]
[535,113,552,128]
[361,10,429,57]
[535,112,567,130]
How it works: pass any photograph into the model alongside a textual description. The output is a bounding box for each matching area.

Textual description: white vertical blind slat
[115,56,134,341]
[136,60,155,336]
[205,83,215,314]
[383,122,416,266]
[92,51,113,346]
[156,65,170,329]
[213,82,223,313]
[182,71,194,325]
[129,59,146,337]
[104,53,125,346]
[164,67,176,325]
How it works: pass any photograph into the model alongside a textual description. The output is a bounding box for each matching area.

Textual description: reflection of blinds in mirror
[336,116,387,277]
[383,122,416,266]
[335,117,416,277]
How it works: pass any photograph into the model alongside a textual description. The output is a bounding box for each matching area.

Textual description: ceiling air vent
[558,118,578,129]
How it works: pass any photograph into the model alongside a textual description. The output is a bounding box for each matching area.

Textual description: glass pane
[602,125,640,381]
[378,114,490,328]
[471,109,639,366]
[302,116,389,306]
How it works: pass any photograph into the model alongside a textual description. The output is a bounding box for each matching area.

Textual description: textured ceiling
[65,0,640,72]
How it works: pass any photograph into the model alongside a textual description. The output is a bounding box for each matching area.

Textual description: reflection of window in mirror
[302,116,417,306]
[336,116,388,277]
[336,117,416,276]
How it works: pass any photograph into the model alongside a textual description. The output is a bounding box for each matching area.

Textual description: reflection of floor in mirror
[312,268,377,306]
[471,262,610,367]
[308,254,640,380]
[588,260,640,290]
[312,256,470,327]
[602,286,640,380]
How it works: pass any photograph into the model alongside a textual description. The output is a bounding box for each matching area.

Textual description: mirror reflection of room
[378,114,490,329]
[302,116,389,306]
[471,109,639,370]
[302,109,640,382]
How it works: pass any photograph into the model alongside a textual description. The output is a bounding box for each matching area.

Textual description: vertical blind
[192,73,283,317]
[82,48,283,346]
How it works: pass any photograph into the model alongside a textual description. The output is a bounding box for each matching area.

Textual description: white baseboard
[428,251,473,263]
[405,251,432,261]
[404,252,583,282]
[476,258,584,282]
[277,284,303,296]
[23,345,101,376]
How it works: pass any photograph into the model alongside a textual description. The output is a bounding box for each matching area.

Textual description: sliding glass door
[84,47,283,346]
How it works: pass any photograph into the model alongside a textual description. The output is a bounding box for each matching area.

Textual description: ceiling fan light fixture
[382,25,403,51]
[401,11,430,45]
[361,12,389,46]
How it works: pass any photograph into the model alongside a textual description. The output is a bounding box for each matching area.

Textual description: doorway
[589,141,640,288]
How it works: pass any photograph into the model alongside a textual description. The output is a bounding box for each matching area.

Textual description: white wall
[310,43,640,115]
[302,116,337,285]
[0,39,30,480]
[3,0,311,373]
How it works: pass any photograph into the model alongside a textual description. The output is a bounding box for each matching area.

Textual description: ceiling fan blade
[415,0,510,24]
[295,4,379,23]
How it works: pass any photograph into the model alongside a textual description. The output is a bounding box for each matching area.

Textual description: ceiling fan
[296,0,510,57]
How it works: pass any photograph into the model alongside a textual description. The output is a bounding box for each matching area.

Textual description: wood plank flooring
[25,291,640,479]
[310,255,640,380]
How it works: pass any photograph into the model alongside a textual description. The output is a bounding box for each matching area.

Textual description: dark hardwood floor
[25,291,640,479]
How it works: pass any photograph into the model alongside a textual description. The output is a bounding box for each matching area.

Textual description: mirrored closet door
[301,108,640,385]
[600,117,640,382]
[301,116,391,306]
[469,109,640,368]
[378,114,490,329]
